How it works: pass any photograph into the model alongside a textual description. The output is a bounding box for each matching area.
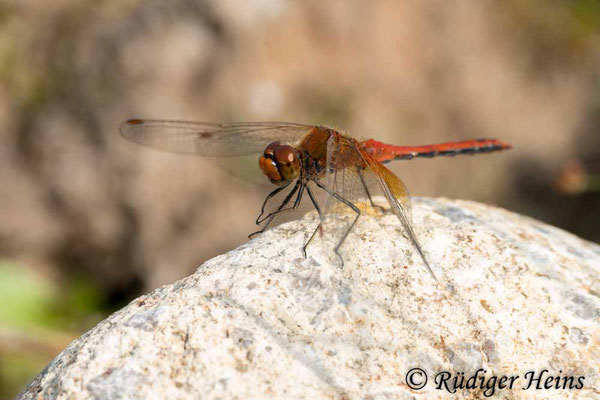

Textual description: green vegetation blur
[0,261,107,397]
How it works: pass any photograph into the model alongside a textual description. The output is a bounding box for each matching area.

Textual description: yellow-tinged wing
[360,150,438,280]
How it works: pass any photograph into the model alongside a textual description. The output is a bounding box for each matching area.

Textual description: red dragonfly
[120,119,511,279]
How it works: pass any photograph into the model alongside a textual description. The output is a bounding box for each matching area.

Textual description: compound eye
[274,146,296,165]
[273,145,300,181]
[263,141,280,157]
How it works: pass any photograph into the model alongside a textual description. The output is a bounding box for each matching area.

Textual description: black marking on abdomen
[393,144,505,161]
[417,152,435,158]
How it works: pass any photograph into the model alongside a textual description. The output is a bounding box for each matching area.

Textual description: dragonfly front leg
[255,183,291,225]
[315,181,361,268]
[249,181,304,238]
[255,182,305,226]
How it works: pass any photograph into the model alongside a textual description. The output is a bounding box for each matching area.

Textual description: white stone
[19,198,600,399]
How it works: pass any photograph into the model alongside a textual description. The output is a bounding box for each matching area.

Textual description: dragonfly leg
[254,181,300,226]
[255,183,290,225]
[256,181,301,225]
[303,184,323,258]
[315,181,361,269]
[249,181,304,238]
[358,169,385,213]
[256,182,304,225]
[249,183,299,238]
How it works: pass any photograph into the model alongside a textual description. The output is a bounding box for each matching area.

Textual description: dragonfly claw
[372,204,386,214]
[335,250,345,269]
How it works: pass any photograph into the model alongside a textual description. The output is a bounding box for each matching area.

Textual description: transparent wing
[321,134,373,220]
[360,151,437,280]
[119,119,314,157]
[319,134,437,279]
[317,134,376,253]
[360,153,412,225]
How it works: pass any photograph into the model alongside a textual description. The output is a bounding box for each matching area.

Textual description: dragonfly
[120,119,512,280]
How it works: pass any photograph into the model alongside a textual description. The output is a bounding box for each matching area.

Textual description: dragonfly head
[259,142,301,186]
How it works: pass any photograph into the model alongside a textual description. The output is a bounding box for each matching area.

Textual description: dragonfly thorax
[259,142,302,186]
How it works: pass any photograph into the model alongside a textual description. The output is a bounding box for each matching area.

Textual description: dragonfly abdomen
[362,138,512,164]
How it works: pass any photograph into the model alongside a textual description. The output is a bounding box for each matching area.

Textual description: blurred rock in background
[1,0,599,397]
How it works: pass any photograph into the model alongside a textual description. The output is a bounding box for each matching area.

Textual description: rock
[19,197,600,399]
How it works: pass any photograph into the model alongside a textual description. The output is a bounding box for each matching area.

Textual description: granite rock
[19,198,600,399]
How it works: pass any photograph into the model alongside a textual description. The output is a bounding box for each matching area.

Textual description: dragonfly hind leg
[358,169,385,213]
[315,181,361,269]
[303,184,323,258]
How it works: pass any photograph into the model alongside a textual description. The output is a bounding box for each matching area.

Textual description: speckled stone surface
[19,198,600,399]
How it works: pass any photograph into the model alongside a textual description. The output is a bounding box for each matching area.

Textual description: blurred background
[1,0,600,396]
